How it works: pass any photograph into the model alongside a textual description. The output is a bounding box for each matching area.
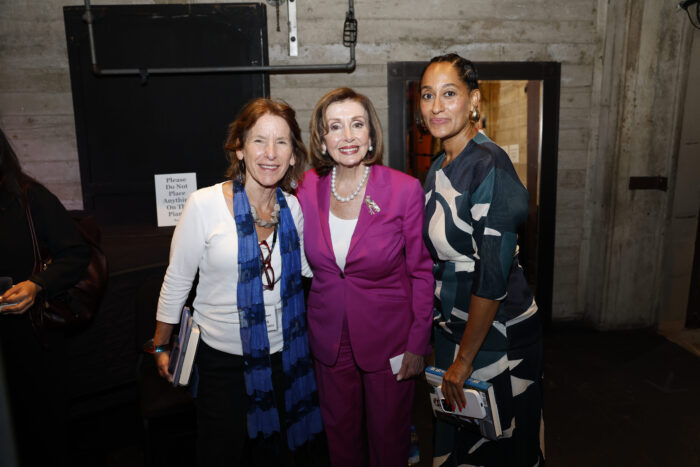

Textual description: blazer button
[339,272,345,279]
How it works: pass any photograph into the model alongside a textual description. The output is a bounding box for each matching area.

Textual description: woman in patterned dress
[420,54,544,466]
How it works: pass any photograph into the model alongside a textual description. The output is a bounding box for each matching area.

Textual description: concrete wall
[580,0,695,328]
[0,0,83,208]
[0,0,696,328]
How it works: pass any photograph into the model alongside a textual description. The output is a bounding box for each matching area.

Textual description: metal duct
[82,0,357,76]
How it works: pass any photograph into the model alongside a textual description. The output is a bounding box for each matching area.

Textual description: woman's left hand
[397,351,425,381]
[441,295,499,410]
[0,280,41,315]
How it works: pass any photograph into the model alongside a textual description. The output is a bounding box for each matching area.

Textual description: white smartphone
[435,386,488,419]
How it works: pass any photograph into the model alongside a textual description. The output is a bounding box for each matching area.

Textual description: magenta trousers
[313,319,415,467]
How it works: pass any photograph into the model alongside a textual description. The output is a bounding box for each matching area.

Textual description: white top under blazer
[329,211,358,272]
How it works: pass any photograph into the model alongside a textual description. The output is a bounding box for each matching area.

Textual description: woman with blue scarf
[153,98,324,466]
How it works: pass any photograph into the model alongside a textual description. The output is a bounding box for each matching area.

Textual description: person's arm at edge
[0,281,42,315]
[397,177,434,381]
[29,184,90,297]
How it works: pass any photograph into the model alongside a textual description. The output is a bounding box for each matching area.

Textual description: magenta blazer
[297,165,434,372]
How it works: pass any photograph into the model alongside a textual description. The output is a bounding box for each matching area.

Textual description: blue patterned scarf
[233,180,322,450]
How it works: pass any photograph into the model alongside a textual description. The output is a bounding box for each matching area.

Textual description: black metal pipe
[83,0,98,72]
[83,0,356,76]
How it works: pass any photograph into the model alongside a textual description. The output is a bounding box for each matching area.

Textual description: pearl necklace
[250,202,280,228]
[331,165,370,203]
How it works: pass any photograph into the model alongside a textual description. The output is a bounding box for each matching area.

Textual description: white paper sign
[390,353,405,375]
[505,144,520,164]
[154,173,197,227]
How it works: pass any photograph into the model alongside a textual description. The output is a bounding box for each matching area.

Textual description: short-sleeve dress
[423,132,544,466]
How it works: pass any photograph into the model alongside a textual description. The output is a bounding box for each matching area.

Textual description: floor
[541,326,700,467]
[659,327,700,359]
[55,325,700,466]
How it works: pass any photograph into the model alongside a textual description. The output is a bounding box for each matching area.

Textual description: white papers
[504,144,520,164]
[154,173,197,227]
[390,353,404,375]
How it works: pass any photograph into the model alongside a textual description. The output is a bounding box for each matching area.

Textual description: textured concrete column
[658,29,700,333]
[581,0,693,328]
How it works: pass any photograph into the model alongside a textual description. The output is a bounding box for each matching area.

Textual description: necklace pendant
[364,196,380,215]
[250,203,281,228]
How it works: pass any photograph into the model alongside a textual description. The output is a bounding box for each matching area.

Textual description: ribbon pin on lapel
[364,196,380,215]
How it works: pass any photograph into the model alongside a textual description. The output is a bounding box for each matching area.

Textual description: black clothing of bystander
[0,182,90,466]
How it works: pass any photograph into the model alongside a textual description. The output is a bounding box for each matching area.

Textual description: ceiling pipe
[82,0,357,76]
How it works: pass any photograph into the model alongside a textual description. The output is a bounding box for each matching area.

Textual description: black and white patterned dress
[423,132,544,466]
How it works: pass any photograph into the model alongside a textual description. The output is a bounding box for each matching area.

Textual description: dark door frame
[686,207,700,328]
[64,3,270,225]
[387,61,560,327]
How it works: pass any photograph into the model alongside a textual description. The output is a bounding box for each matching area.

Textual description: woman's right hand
[155,351,173,383]
[0,280,41,315]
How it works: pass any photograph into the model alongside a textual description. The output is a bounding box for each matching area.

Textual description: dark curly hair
[0,128,37,204]
[420,53,479,92]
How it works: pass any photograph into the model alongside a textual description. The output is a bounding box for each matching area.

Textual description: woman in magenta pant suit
[296,88,434,467]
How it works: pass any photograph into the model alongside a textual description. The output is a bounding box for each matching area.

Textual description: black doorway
[64,3,269,225]
[387,61,560,326]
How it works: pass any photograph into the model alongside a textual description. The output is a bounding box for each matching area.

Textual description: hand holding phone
[435,386,487,419]
[0,279,40,314]
[0,277,19,312]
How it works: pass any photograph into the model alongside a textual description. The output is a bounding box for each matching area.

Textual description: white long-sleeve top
[156,182,311,355]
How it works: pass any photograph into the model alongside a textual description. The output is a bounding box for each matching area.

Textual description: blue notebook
[168,306,200,387]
